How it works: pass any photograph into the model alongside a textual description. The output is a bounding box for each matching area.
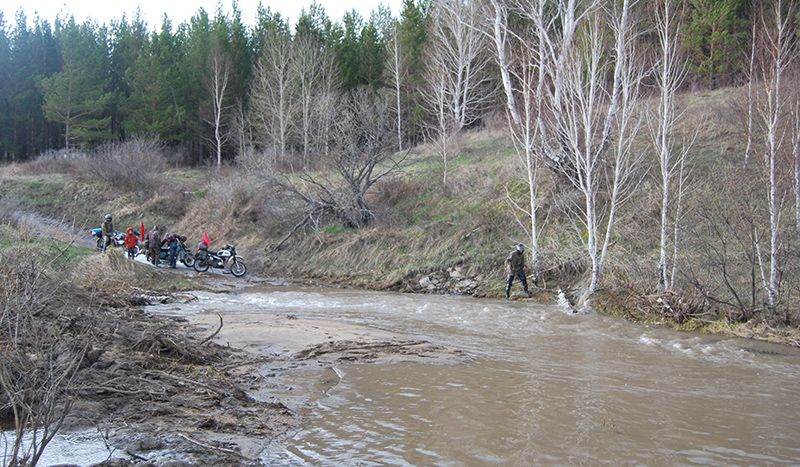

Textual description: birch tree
[650,0,693,293]
[423,0,495,185]
[532,0,641,301]
[206,42,230,167]
[421,44,459,185]
[249,28,296,158]
[748,0,798,316]
[486,0,545,284]
[292,35,333,167]
[385,22,406,151]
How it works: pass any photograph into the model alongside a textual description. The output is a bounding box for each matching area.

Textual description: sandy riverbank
[60,273,466,467]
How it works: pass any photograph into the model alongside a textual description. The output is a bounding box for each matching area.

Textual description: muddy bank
[51,274,466,467]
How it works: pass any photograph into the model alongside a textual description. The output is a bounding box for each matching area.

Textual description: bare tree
[423,0,496,185]
[488,0,520,128]
[649,0,694,293]
[230,98,252,161]
[421,50,459,186]
[292,36,338,168]
[275,88,406,228]
[539,0,642,301]
[748,0,798,316]
[488,0,547,284]
[249,30,297,158]
[793,88,800,233]
[386,22,406,152]
[206,42,230,167]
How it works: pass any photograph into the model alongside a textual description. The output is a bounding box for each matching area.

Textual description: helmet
[181,235,187,242]
[105,214,112,221]
[198,242,208,250]
[516,244,525,252]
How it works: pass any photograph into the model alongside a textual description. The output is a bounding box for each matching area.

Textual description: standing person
[505,244,530,299]
[101,214,114,253]
[124,227,138,260]
[147,225,160,266]
[161,232,181,268]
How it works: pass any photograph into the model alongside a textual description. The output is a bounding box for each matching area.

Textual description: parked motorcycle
[89,228,131,253]
[193,243,246,277]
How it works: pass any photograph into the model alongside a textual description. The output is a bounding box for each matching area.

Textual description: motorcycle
[147,239,195,267]
[193,243,246,277]
[89,228,132,253]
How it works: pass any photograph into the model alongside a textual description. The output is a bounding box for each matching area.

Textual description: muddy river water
[156,285,800,467]
[27,284,800,466]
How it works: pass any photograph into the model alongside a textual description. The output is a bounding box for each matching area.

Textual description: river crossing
[156,285,800,466]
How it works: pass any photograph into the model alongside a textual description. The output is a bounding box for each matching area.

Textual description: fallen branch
[199,313,223,346]
[177,432,248,459]
[146,370,225,396]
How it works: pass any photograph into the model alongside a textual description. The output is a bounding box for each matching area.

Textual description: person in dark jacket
[161,233,183,268]
[101,214,114,253]
[505,244,530,299]
[147,226,160,266]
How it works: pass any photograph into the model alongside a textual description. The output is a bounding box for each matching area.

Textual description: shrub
[78,136,166,191]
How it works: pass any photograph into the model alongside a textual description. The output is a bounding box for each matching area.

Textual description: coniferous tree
[120,16,187,144]
[0,13,12,158]
[683,0,746,88]
[39,19,112,151]
[397,0,429,142]
[8,14,61,158]
[339,10,365,89]
[108,11,149,139]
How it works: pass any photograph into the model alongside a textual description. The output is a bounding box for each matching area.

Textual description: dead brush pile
[0,239,297,465]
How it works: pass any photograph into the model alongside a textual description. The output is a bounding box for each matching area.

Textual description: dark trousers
[169,243,178,267]
[127,247,136,259]
[506,271,529,296]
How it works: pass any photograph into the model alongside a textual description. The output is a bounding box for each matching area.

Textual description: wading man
[506,244,530,299]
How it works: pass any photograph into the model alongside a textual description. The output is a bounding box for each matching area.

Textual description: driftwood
[199,313,224,346]
[177,431,250,459]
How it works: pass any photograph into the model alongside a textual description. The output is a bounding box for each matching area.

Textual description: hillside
[2,87,800,346]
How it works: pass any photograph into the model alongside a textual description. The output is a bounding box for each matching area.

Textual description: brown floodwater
[159,286,800,467]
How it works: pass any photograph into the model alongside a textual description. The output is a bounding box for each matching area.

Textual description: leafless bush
[180,166,271,240]
[0,240,86,466]
[79,136,166,190]
[237,147,278,173]
[0,198,22,229]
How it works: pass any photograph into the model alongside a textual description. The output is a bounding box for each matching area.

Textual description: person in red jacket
[124,227,139,260]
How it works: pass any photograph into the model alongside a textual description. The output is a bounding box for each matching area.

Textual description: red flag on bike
[202,231,211,247]
[140,222,145,241]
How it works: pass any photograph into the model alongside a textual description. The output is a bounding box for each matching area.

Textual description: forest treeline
[0,0,749,162]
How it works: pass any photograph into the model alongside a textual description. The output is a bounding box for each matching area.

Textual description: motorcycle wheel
[230,260,246,277]
[183,252,195,267]
[194,259,209,272]
[132,246,140,257]
[96,237,104,251]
